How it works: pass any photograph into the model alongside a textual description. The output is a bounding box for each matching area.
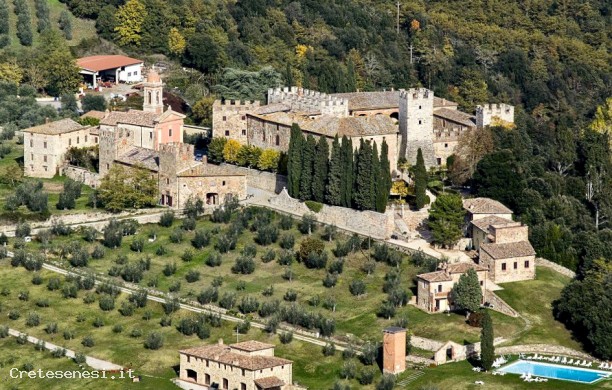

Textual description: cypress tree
[35,0,51,33]
[0,0,10,35]
[376,140,392,212]
[299,135,316,200]
[354,140,373,210]
[346,58,356,92]
[341,136,354,208]
[326,136,343,206]
[370,142,380,211]
[480,310,495,371]
[15,0,33,46]
[312,136,329,203]
[414,148,428,209]
[287,124,303,198]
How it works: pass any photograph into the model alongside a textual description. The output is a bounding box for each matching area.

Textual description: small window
[166,178,169,185]
[437,284,442,292]
[43,155,47,163]
[106,163,110,169]
[513,262,518,270]
[134,71,138,75]
[263,132,266,142]
[69,139,72,146]
[444,143,448,148]
[150,132,153,139]
[222,116,227,121]
[241,369,245,376]
[225,130,230,136]
[43,166,47,171]
[44,141,47,148]
[242,129,246,136]
[169,128,173,137]
[524,261,530,268]
[419,105,422,109]
[77,136,80,144]
[222,181,226,186]
[418,120,422,125]
[85,136,88,143]
[128,72,132,77]
[30,139,33,147]
[95,137,98,143]
[241,115,246,120]
[501,263,507,271]
[186,356,190,363]
[30,153,33,160]
[275,135,280,146]
[480,280,483,286]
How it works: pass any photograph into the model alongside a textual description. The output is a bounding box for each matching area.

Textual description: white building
[77,55,144,89]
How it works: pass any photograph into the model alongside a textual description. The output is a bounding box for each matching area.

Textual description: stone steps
[397,371,425,387]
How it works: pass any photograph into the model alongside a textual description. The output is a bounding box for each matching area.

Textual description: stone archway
[186,369,197,382]
[206,193,219,205]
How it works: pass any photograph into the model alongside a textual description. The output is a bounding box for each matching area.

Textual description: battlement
[399,88,433,100]
[475,103,514,128]
[213,100,261,111]
[159,142,194,157]
[267,86,349,116]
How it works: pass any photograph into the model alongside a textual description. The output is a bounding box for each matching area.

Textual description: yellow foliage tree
[589,98,612,148]
[114,0,147,46]
[223,139,242,164]
[168,27,186,56]
[257,149,280,172]
[410,19,421,31]
[0,62,23,84]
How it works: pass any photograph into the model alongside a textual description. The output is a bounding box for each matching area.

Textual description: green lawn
[495,267,581,350]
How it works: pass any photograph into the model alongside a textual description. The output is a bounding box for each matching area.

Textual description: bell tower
[143,69,163,114]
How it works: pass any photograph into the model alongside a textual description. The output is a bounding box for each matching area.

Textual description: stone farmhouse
[23,118,98,179]
[416,262,489,313]
[77,55,144,89]
[179,340,299,390]
[212,86,514,172]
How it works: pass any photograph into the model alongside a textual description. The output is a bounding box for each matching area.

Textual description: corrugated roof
[434,107,476,128]
[23,118,86,135]
[77,55,143,72]
[179,343,292,371]
[464,198,513,215]
[480,241,536,259]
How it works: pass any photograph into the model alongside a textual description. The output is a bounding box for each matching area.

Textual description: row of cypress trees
[14,0,33,46]
[287,124,392,213]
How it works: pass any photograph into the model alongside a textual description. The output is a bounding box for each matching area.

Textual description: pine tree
[326,136,343,205]
[480,310,495,371]
[414,148,428,209]
[354,140,373,210]
[376,140,392,212]
[341,136,354,208]
[370,142,380,211]
[451,268,482,313]
[299,135,316,200]
[312,136,329,202]
[287,124,303,198]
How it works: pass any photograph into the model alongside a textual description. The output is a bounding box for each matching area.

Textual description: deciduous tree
[114,0,147,46]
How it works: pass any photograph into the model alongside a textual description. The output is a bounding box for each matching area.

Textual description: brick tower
[383,327,406,374]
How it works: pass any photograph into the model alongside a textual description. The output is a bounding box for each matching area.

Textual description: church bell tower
[143,69,163,114]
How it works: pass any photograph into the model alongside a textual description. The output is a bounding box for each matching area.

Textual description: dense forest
[0,0,610,357]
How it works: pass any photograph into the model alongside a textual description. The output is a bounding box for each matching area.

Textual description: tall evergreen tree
[312,136,329,203]
[0,0,9,35]
[287,124,303,198]
[346,57,356,92]
[370,142,380,211]
[414,148,428,209]
[326,136,343,206]
[480,310,495,371]
[354,140,373,210]
[341,136,354,208]
[299,135,316,200]
[376,140,392,212]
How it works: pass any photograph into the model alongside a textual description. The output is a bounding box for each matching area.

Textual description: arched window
[156,91,160,104]
[147,91,152,104]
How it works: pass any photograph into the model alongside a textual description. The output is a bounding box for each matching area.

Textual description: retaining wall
[63,165,101,188]
[484,290,519,317]
[496,344,593,360]
[231,165,287,193]
[536,258,576,278]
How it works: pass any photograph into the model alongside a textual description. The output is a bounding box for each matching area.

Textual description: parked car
[195,153,203,161]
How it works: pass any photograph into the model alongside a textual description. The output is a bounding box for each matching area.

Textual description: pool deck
[499,359,612,384]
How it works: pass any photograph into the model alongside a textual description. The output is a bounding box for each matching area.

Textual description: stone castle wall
[212,100,260,143]
[230,165,287,193]
[62,166,101,188]
[267,189,394,239]
[476,103,515,128]
[399,88,436,168]
[267,87,349,117]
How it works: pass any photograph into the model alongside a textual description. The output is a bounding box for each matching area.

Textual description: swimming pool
[499,360,611,384]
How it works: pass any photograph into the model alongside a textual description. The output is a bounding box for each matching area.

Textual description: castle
[23,70,247,209]
[212,87,515,172]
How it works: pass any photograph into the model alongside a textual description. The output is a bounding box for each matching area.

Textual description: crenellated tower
[399,88,436,167]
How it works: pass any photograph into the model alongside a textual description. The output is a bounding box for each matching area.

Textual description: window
[85,136,88,143]
[241,369,245,376]
[150,132,153,139]
[44,141,47,149]
[480,280,483,286]
[43,155,47,163]
[241,115,246,120]
[30,139,33,147]
[69,139,72,146]
[263,132,266,142]
[222,378,228,389]
[275,135,280,146]
[169,128,173,137]
[206,360,209,367]
[222,116,227,121]
[30,154,33,160]
[524,260,530,268]
[418,120,422,125]
[513,262,518,270]
[437,284,442,293]
[77,136,80,144]
[106,163,110,170]
[186,356,190,363]
[242,129,246,136]
[444,143,448,148]
[501,263,507,271]
[128,72,132,77]
[419,105,422,109]
[95,137,98,143]
[43,166,47,171]
[166,178,170,185]
[222,181,226,186]
[225,130,230,136]
[241,383,246,390]
[134,71,138,76]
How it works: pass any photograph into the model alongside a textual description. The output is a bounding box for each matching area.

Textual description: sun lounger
[562,357,567,364]
[475,381,484,385]
[568,359,574,364]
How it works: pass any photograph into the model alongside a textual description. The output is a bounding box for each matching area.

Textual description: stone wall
[267,189,394,239]
[62,166,101,188]
[399,88,436,167]
[230,166,287,193]
[484,290,519,317]
[410,336,444,352]
[492,224,528,244]
[267,86,349,117]
[212,99,260,143]
[495,344,593,360]
[476,103,514,128]
[480,251,535,284]
[535,258,576,278]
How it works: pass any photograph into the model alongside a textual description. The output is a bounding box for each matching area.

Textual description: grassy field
[0,266,378,389]
[5,0,97,48]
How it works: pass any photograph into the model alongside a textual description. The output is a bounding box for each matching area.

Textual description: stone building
[479,242,535,283]
[179,340,296,390]
[463,198,514,222]
[476,103,515,128]
[212,99,261,143]
[399,88,436,167]
[23,118,98,179]
[382,327,406,374]
[416,262,488,313]
[267,87,349,117]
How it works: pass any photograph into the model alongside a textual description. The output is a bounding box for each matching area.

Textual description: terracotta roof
[330,91,458,111]
[418,262,487,283]
[417,270,451,283]
[434,107,476,128]
[254,376,285,389]
[77,55,143,72]
[115,147,159,171]
[23,118,86,135]
[225,340,274,352]
[464,198,513,215]
[254,103,291,115]
[480,241,536,259]
[100,110,160,127]
[471,215,515,232]
[80,110,107,120]
[179,343,292,371]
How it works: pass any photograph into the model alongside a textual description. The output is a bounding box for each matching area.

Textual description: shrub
[279,233,295,249]
[119,302,135,316]
[467,311,485,327]
[323,296,337,312]
[0,325,11,338]
[342,345,355,359]
[182,217,196,231]
[278,214,293,230]
[361,342,379,365]
[322,224,337,241]
[159,211,174,227]
[358,368,375,385]
[376,374,396,390]
[261,249,276,263]
[232,256,255,274]
[25,312,40,327]
[282,268,294,281]
[51,348,66,358]
[168,279,181,292]
[18,290,29,301]
[255,225,278,245]
[377,301,396,320]
[238,296,259,314]
[181,249,194,262]
[144,332,164,350]
[160,316,172,327]
[309,295,321,307]
[265,316,280,333]
[241,243,257,257]
[98,295,115,311]
[8,310,20,320]
[130,237,144,252]
[16,333,28,344]
[298,214,318,234]
[236,320,250,334]
[305,200,323,213]
[129,289,148,308]
[162,296,180,314]
[283,290,298,302]
[34,340,45,351]
[298,237,325,263]
[185,270,200,283]
[340,360,356,380]
[277,250,294,266]
[212,276,223,287]
[322,342,336,356]
[130,328,143,338]
[169,228,183,243]
[362,259,376,275]
[258,300,280,318]
[81,227,98,242]
[205,252,222,267]
[74,353,86,364]
[236,281,247,291]
[262,285,274,297]
[15,222,31,238]
[163,262,177,276]
[112,324,123,333]
[219,292,236,309]
[216,234,237,253]
[92,317,104,327]
[82,293,95,304]
[61,283,78,298]
[156,245,168,255]
[192,229,211,248]
[329,259,344,274]
[63,329,75,340]
[304,250,328,269]
[91,245,105,259]
[197,287,218,304]
[279,331,293,344]
[323,273,338,288]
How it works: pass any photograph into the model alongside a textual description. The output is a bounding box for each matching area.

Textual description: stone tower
[475,103,515,128]
[143,69,163,115]
[382,327,406,374]
[399,88,436,168]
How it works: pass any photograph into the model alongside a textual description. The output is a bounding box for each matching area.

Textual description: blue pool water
[499,360,611,384]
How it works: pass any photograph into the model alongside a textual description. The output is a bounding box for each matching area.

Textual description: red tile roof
[179,343,292,371]
[480,241,536,259]
[231,341,274,352]
[77,55,143,72]
[254,376,285,388]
